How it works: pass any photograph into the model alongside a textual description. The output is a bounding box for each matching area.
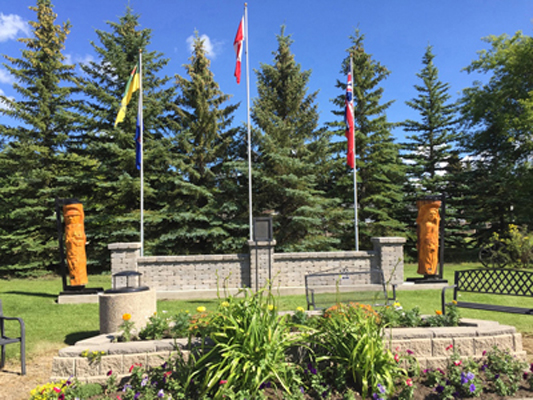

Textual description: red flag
[345,67,355,169]
[234,16,244,84]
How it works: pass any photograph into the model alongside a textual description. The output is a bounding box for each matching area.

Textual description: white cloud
[0,89,14,110]
[0,69,14,84]
[0,14,30,42]
[186,34,221,59]
[64,54,94,67]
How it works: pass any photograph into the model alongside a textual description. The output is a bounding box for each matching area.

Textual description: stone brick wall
[108,237,406,297]
[138,254,250,291]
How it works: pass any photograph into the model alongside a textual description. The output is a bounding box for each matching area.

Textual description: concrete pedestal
[99,289,156,334]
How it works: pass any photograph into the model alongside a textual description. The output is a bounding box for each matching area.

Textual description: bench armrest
[441,285,457,316]
[0,316,25,336]
[389,283,397,303]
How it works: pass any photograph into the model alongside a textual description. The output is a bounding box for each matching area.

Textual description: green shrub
[190,286,307,399]
[312,302,406,397]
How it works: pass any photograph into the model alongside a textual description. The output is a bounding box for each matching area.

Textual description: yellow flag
[114,65,140,127]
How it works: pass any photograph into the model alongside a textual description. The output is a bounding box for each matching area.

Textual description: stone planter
[51,318,525,384]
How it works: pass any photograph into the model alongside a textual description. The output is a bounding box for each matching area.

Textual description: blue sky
[0,0,532,142]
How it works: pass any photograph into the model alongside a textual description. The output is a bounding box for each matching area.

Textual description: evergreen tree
[400,45,463,256]
[252,27,340,252]
[152,33,243,255]
[402,45,457,193]
[330,31,406,250]
[75,7,178,266]
[460,32,533,242]
[0,0,80,276]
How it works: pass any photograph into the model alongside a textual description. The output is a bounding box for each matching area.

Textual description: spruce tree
[74,7,177,266]
[252,27,340,252]
[0,0,80,276]
[152,33,243,255]
[400,45,461,256]
[330,31,406,250]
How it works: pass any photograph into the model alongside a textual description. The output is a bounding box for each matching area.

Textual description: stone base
[99,289,156,334]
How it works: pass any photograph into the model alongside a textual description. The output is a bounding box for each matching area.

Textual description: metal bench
[0,299,26,375]
[305,267,396,310]
[442,268,533,315]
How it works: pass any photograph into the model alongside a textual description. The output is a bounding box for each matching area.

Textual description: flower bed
[46,288,531,400]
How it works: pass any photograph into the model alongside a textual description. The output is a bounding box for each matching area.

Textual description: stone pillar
[371,237,406,285]
[248,240,276,291]
[108,243,141,288]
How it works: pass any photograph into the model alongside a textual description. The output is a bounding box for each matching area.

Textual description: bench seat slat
[455,301,533,315]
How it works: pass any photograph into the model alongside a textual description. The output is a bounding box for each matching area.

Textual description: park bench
[441,268,533,316]
[0,299,26,375]
[305,267,396,310]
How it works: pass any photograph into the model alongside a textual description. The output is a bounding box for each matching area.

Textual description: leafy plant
[482,346,526,396]
[489,224,533,268]
[139,311,170,340]
[119,313,135,342]
[312,302,406,397]
[80,349,106,364]
[189,286,307,399]
[424,346,482,399]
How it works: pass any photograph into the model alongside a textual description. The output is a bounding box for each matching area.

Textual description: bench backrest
[455,268,533,296]
[305,268,389,309]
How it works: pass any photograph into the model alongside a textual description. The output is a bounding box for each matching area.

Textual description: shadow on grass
[5,291,57,299]
[65,330,100,345]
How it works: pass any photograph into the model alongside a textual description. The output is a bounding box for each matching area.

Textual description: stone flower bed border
[51,318,525,384]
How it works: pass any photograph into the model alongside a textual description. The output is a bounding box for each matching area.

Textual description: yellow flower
[267,304,274,311]
[122,313,132,321]
[296,306,305,312]
[221,301,230,308]
[435,310,443,315]
[196,306,206,313]
[452,300,458,305]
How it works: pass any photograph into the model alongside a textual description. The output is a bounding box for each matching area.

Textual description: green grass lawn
[2,262,533,363]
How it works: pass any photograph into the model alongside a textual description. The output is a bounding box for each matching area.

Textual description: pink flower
[164,371,172,377]
[454,360,462,366]
[482,350,487,356]
[129,364,135,373]
[406,378,413,387]
[53,387,61,393]
[220,380,228,385]
[394,353,400,362]
[107,370,113,376]
[446,344,453,351]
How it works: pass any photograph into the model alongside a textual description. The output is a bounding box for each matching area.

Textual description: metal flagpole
[245,3,253,241]
[351,57,359,251]
[139,49,144,256]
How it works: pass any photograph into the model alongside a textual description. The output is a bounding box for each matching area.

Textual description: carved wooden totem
[63,203,88,286]
[416,200,441,276]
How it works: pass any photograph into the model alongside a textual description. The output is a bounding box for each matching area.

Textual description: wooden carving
[63,203,88,286]
[416,200,441,276]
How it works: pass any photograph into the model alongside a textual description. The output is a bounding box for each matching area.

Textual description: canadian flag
[234,16,244,84]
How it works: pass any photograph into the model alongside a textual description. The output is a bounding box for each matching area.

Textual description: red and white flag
[345,64,355,169]
[234,16,244,84]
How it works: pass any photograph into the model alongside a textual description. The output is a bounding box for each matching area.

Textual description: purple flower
[122,384,132,392]
[495,374,500,380]
[461,372,468,385]
[161,362,168,369]
[467,372,475,381]
[469,383,476,393]
[481,364,487,371]
[134,393,141,400]
[141,377,148,387]
[307,363,317,375]
[377,383,386,393]
[300,387,304,394]
[406,349,414,355]
[524,372,529,380]
[530,363,533,373]
[157,389,164,398]
[436,385,445,393]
